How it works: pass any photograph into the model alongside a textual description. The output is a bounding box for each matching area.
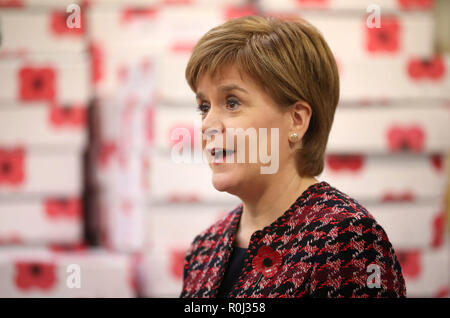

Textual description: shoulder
[305,183,406,297]
[298,182,396,251]
[303,182,380,230]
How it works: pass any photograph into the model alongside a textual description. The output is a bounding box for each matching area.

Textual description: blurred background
[0,0,449,298]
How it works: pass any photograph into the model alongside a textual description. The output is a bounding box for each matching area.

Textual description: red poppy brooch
[251,245,282,292]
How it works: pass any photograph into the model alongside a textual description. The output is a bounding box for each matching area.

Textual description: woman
[180,15,406,298]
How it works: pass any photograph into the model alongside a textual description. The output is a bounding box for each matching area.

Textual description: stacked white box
[87,0,261,296]
[0,4,90,265]
[396,244,450,298]
[141,204,239,297]
[0,246,137,297]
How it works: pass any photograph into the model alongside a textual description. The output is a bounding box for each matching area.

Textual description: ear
[289,101,312,140]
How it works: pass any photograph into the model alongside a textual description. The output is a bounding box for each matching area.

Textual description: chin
[210,165,242,194]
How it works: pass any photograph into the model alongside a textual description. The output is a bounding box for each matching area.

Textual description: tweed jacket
[180,181,406,298]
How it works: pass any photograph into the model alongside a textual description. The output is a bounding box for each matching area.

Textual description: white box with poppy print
[140,204,240,297]
[0,54,90,105]
[147,152,239,204]
[94,96,156,155]
[97,192,145,252]
[264,11,434,60]
[0,148,82,197]
[259,0,436,12]
[0,198,83,245]
[0,8,86,54]
[327,103,450,154]
[94,149,151,199]
[155,5,257,51]
[0,247,138,297]
[0,104,87,149]
[396,244,450,298]
[320,153,448,202]
[140,247,185,297]
[366,200,447,250]
[152,105,201,152]
[338,55,450,102]
[143,203,237,251]
[88,42,160,97]
[88,4,249,53]
[158,48,195,104]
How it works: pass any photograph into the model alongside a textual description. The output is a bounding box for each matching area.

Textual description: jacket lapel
[204,205,243,297]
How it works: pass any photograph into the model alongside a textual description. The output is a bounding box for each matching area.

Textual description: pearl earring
[289,132,299,143]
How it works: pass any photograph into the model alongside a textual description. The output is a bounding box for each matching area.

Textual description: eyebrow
[196,84,249,100]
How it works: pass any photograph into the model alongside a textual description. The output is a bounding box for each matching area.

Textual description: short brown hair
[185,15,339,177]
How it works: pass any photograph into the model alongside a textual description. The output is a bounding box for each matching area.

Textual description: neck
[235,165,319,247]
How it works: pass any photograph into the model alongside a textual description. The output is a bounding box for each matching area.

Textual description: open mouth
[209,147,235,163]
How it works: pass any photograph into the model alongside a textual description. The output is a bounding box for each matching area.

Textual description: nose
[202,106,224,140]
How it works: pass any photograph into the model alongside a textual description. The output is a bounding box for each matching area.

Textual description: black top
[216,245,248,298]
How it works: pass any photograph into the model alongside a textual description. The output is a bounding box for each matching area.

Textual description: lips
[207,147,235,163]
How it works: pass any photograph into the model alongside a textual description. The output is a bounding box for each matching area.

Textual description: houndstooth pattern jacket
[180,181,406,298]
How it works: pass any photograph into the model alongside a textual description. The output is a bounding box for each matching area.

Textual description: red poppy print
[432,211,445,248]
[0,148,25,186]
[170,42,196,54]
[121,7,158,24]
[386,125,425,152]
[326,154,365,172]
[224,5,258,20]
[396,251,421,278]
[49,242,86,253]
[15,261,57,290]
[44,198,82,220]
[163,0,193,5]
[89,42,103,85]
[0,232,22,245]
[430,154,443,172]
[435,287,450,298]
[407,56,446,81]
[128,253,142,293]
[382,191,414,202]
[0,0,23,7]
[48,104,86,128]
[296,0,329,8]
[167,193,200,203]
[141,155,150,191]
[145,108,155,145]
[397,0,434,10]
[50,10,85,36]
[19,67,56,101]
[170,249,187,280]
[366,17,401,53]
[252,246,282,278]
[98,141,117,169]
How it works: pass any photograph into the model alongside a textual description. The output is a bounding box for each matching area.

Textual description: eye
[196,103,210,116]
[225,98,241,110]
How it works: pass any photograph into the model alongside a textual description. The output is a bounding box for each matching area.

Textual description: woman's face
[196,64,296,197]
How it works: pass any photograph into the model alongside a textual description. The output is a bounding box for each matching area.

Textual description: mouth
[208,147,235,164]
